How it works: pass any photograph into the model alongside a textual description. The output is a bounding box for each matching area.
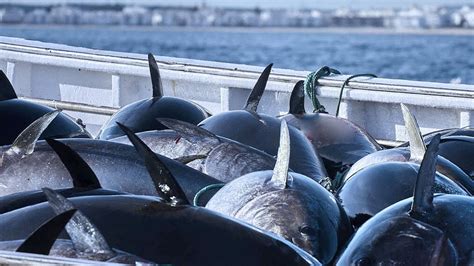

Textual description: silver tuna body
[0,139,220,199]
[112,129,278,182]
[0,239,151,264]
[206,170,352,264]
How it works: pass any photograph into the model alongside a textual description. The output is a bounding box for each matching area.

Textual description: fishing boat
[0,35,473,264]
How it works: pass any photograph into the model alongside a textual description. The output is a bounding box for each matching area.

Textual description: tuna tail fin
[288,80,306,115]
[148,53,164,99]
[46,139,101,189]
[409,134,441,218]
[42,187,116,258]
[6,110,60,157]
[117,122,190,206]
[271,120,291,189]
[401,103,426,162]
[16,209,77,255]
[243,63,273,112]
[157,118,220,145]
[0,70,17,101]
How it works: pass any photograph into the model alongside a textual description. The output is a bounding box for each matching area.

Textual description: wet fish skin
[112,129,278,182]
[0,139,221,202]
[0,194,321,266]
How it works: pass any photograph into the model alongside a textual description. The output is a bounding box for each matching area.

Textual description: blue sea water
[0,26,473,84]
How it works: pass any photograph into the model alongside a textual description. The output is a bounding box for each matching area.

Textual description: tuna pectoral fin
[117,122,190,206]
[7,110,60,157]
[46,139,101,189]
[410,134,441,218]
[243,63,273,112]
[42,188,115,258]
[148,53,164,99]
[271,120,291,189]
[0,70,17,101]
[157,118,220,145]
[174,154,207,164]
[289,80,306,115]
[401,103,426,162]
[16,209,77,255]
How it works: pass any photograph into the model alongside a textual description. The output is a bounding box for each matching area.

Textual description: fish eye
[356,257,374,266]
[299,225,317,238]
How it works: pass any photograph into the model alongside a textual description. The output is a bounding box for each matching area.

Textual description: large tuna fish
[336,160,469,228]
[0,71,90,146]
[0,137,126,214]
[207,120,352,264]
[0,113,222,202]
[97,54,210,140]
[336,135,474,265]
[0,207,152,264]
[111,118,279,182]
[199,64,327,182]
[280,79,381,179]
[0,141,321,265]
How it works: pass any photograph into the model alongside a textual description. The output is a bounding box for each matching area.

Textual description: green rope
[304,66,341,113]
[193,183,226,206]
[335,73,377,117]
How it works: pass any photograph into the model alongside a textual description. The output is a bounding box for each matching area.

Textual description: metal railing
[1,36,473,142]
[20,97,118,116]
[18,95,403,147]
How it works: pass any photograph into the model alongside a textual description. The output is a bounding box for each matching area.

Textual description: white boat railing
[0,36,473,143]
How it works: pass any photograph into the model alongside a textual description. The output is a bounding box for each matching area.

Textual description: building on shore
[0,3,473,29]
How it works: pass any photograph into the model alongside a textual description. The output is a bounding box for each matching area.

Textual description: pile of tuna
[0,54,472,265]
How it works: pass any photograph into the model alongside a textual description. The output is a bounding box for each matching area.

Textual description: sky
[1,0,472,9]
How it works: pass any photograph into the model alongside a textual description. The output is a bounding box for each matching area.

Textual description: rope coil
[304,66,341,113]
[305,67,376,116]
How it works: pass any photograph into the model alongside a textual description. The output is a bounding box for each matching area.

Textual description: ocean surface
[1,26,473,84]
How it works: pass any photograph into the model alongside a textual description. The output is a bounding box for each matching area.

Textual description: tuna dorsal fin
[42,187,116,257]
[16,209,77,255]
[7,110,60,157]
[117,122,190,206]
[46,139,101,189]
[157,118,220,145]
[410,134,441,218]
[148,53,164,99]
[289,80,306,115]
[401,103,426,162]
[243,63,273,112]
[271,120,291,189]
[0,70,17,101]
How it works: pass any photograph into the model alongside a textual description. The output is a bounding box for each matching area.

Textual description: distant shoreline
[1,24,473,36]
